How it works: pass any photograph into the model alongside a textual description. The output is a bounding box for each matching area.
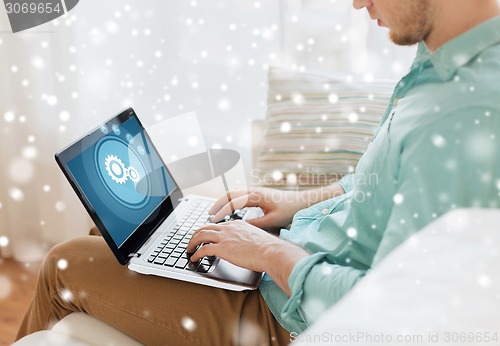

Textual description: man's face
[353,0,434,46]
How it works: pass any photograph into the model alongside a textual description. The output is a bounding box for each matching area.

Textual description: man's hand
[209,185,346,233]
[186,220,309,295]
[208,188,311,233]
[187,220,285,271]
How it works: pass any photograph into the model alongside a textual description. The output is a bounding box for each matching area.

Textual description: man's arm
[186,220,310,292]
[208,175,352,231]
[187,221,366,325]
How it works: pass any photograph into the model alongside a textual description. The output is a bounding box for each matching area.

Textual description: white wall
[280,0,417,79]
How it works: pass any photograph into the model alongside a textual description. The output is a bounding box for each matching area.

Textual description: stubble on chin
[388,0,432,46]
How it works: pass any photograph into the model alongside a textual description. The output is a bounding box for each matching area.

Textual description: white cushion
[12,331,92,346]
[13,312,143,346]
[292,208,500,345]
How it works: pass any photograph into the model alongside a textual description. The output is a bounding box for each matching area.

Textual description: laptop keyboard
[147,199,216,273]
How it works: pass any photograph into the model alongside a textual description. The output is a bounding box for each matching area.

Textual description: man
[17,0,500,344]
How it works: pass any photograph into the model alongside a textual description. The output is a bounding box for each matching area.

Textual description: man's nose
[352,0,373,10]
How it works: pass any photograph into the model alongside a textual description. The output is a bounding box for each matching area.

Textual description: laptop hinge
[129,253,141,258]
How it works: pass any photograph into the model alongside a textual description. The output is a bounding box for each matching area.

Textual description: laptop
[55,107,263,291]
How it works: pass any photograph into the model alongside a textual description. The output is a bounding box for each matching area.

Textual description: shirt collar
[410,16,500,81]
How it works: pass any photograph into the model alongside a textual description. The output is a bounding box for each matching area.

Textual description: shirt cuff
[280,252,332,328]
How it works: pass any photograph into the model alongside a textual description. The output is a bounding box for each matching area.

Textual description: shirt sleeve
[338,173,354,193]
[281,252,366,328]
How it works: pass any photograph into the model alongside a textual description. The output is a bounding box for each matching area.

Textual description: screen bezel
[55,107,183,265]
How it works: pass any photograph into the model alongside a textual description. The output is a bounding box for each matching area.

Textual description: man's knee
[41,236,99,278]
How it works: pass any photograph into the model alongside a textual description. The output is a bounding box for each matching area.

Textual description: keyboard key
[195,264,210,273]
[169,252,181,259]
[164,257,177,266]
[160,250,172,257]
[185,263,197,271]
[154,257,166,265]
[201,258,212,266]
[175,258,188,268]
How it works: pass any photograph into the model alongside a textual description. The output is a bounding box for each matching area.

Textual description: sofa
[13,68,500,345]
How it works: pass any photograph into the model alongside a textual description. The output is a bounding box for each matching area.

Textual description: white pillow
[292,208,500,346]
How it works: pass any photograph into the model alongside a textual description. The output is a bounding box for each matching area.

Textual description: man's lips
[368,11,385,27]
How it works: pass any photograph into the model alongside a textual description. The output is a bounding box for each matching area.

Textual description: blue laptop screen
[67,116,176,247]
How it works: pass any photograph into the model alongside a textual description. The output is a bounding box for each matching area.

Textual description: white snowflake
[59,111,70,122]
[60,289,74,303]
[272,170,283,182]
[55,201,66,212]
[0,236,9,247]
[477,274,491,288]
[181,316,197,332]
[393,193,404,205]
[328,93,339,104]
[4,111,15,123]
[57,259,68,270]
[431,134,446,148]
[347,227,357,238]
[280,122,292,133]
[9,187,24,202]
[348,112,359,123]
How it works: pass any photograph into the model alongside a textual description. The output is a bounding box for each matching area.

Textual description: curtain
[0,15,92,261]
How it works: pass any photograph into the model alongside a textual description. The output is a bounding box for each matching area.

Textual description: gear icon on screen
[105,155,128,184]
[127,166,140,183]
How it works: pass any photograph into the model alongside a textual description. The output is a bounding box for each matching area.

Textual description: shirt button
[321,208,329,215]
[393,98,399,106]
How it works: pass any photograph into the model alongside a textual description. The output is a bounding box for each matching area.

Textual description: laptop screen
[56,108,182,263]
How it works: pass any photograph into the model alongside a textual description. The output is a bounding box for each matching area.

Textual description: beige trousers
[16,236,290,345]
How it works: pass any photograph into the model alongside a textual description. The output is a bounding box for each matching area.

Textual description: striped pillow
[255,67,394,190]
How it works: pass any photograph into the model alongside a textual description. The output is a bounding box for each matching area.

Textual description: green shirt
[259,17,500,334]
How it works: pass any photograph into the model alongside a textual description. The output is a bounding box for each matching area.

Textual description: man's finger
[210,195,262,222]
[186,229,221,254]
[208,188,251,215]
[191,222,223,240]
[189,243,218,262]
